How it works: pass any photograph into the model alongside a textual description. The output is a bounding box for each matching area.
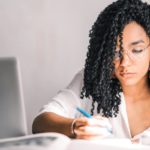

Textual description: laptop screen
[0,57,27,139]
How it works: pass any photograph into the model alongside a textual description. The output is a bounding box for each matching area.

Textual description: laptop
[0,57,27,139]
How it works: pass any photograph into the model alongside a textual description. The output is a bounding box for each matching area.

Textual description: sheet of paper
[67,139,150,150]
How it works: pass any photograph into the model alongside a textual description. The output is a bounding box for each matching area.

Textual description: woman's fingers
[75,130,104,139]
[74,126,99,136]
[88,117,112,132]
[75,117,89,127]
[73,116,113,139]
[76,135,107,140]
[75,126,111,136]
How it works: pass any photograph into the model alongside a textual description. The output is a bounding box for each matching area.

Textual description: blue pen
[76,107,92,118]
[76,106,112,133]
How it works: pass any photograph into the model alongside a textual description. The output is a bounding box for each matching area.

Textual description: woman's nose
[119,51,133,67]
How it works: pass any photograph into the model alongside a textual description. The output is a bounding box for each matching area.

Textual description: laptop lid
[0,57,27,139]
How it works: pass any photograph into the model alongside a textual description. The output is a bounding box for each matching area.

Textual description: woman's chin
[120,78,138,87]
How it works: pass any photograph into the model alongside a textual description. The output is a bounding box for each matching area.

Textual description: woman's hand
[73,116,113,140]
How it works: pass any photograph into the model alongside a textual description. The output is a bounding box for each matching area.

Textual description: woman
[32,0,150,142]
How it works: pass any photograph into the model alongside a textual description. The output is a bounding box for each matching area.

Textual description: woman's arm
[32,112,75,138]
[32,112,112,140]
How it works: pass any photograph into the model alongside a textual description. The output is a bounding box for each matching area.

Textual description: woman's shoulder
[71,68,84,80]
[66,68,84,95]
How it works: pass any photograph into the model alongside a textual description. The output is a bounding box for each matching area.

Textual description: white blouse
[38,69,150,141]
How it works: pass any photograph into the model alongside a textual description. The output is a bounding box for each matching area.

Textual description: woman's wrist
[70,119,77,138]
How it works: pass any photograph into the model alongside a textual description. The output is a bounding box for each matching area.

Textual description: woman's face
[114,22,150,87]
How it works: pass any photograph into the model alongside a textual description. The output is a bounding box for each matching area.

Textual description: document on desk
[0,133,150,150]
[67,139,150,150]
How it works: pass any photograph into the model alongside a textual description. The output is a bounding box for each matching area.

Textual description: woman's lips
[120,72,136,78]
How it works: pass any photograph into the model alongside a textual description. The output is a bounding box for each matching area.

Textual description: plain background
[0,0,149,134]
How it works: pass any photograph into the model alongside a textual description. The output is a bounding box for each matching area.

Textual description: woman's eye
[132,49,143,53]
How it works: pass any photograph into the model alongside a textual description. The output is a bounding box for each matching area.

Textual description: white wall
[0,0,121,134]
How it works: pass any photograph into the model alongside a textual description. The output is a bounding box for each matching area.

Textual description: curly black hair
[81,0,150,118]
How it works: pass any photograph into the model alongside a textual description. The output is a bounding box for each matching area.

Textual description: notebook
[0,132,149,150]
[0,57,27,139]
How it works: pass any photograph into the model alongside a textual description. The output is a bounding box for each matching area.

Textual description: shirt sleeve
[38,69,84,118]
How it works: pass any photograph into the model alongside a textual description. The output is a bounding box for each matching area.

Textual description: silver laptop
[0,57,27,139]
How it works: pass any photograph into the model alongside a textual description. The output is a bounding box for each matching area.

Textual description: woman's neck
[121,79,150,102]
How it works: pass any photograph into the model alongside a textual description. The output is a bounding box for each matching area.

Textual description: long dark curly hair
[81,0,150,117]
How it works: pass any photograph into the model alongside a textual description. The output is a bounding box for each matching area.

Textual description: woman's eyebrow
[130,40,144,46]
[116,40,145,48]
